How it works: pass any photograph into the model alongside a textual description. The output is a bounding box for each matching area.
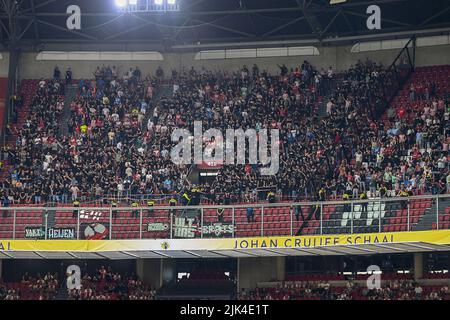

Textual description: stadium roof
[0,0,450,51]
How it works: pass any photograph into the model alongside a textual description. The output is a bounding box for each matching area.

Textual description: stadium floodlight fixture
[129,0,138,4]
[168,0,176,4]
[154,0,163,5]
[115,0,128,8]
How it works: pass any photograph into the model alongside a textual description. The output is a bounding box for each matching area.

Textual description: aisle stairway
[317,97,329,118]
[54,283,68,300]
[436,205,450,230]
[5,80,38,146]
[430,197,450,230]
[415,201,438,231]
[157,84,174,99]
[141,83,172,132]
[0,80,38,181]
[59,84,78,136]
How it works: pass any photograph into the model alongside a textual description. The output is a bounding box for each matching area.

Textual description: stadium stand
[4,266,448,301]
[0,58,447,239]
[0,0,450,307]
[0,272,58,300]
[239,280,450,300]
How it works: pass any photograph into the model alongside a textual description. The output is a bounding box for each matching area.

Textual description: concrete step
[317,96,329,119]
[53,284,69,300]
[59,85,77,136]
[412,198,446,231]
[142,84,173,131]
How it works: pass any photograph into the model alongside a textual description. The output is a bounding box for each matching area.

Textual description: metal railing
[0,194,449,240]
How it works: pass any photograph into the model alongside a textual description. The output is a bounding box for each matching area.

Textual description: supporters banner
[24,227,45,239]
[2,230,450,253]
[147,222,170,232]
[47,228,76,240]
[24,227,76,240]
[171,218,234,238]
[80,223,110,240]
[201,222,234,238]
[172,217,200,238]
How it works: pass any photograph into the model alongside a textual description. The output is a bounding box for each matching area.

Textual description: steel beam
[419,5,450,26]
[262,15,307,37]
[36,19,98,41]
[190,18,256,38]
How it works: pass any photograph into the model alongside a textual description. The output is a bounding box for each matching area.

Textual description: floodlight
[168,0,176,4]
[115,0,127,8]
[154,0,163,5]
[129,0,138,4]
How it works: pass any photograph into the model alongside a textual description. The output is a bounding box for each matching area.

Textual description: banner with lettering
[1,230,450,253]
[24,227,76,240]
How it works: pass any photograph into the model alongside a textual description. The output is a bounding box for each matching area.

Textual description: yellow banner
[1,230,450,252]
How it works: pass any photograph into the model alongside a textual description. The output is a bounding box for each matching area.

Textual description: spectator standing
[246,206,254,223]
[53,66,61,80]
[2,195,9,218]
[66,67,73,85]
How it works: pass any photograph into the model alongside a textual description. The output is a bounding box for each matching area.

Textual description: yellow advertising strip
[1,230,450,252]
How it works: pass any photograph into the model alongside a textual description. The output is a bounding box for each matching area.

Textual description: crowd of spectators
[2,268,450,300]
[149,59,449,203]
[67,266,156,300]
[1,79,65,205]
[64,66,190,201]
[0,283,19,300]
[150,61,330,204]
[0,59,448,206]
[317,61,449,201]
[1,65,192,205]
[0,272,58,300]
[239,280,450,300]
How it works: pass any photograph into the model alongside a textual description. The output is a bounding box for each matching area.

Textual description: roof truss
[0,0,448,49]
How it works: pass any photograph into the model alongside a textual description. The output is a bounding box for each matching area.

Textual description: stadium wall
[162,259,177,286]
[238,257,285,291]
[414,253,424,280]
[13,44,450,80]
[136,258,163,289]
[415,45,450,66]
[0,53,9,77]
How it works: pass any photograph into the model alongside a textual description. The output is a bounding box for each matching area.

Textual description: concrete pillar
[238,257,285,291]
[136,259,163,289]
[161,259,176,285]
[136,259,144,281]
[275,256,285,281]
[414,253,424,280]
